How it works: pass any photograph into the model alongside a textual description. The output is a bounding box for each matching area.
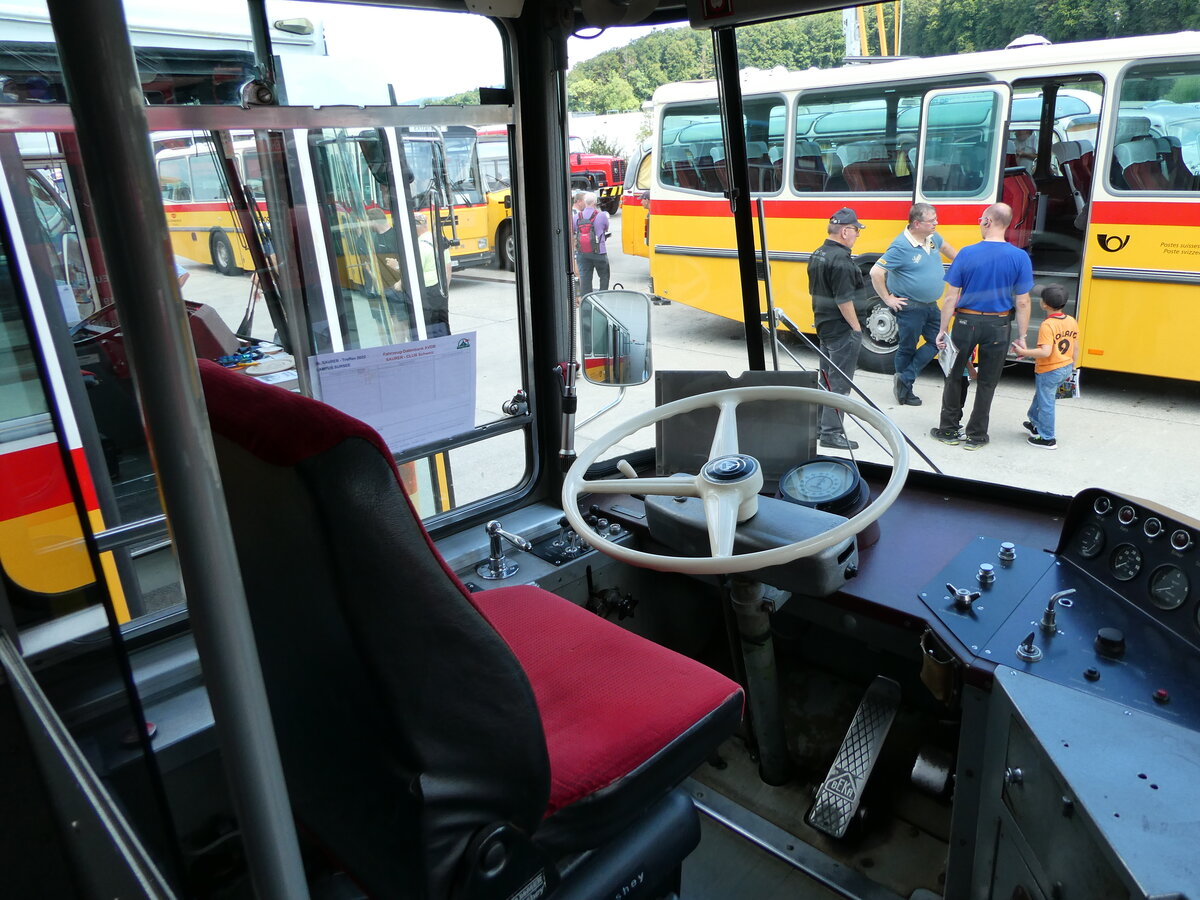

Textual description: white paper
[312,333,477,451]
[938,335,958,377]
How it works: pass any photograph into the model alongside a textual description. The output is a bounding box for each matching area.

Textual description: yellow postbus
[648,32,1200,379]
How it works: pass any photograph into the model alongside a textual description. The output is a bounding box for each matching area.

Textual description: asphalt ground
[180,214,1200,521]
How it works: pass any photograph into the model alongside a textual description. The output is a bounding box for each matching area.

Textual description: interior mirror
[580,290,652,386]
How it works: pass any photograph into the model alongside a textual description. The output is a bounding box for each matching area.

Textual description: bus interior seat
[693,146,723,193]
[838,141,893,192]
[1115,138,1169,190]
[1001,166,1038,249]
[196,360,744,900]
[1051,140,1091,213]
[709,145,729,191]
[662,145,702,191]
[1154,135,1193,189]
[793,139,827,192]
[745,140,777,191]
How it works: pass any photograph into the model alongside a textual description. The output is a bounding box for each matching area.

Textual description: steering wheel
[562,386,909,575]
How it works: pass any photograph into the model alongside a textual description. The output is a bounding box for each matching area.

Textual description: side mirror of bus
[579,290,652,387]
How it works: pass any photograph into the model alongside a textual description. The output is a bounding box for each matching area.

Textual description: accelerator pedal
[806,675,901,838]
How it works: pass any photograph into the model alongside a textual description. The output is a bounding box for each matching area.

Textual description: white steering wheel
[562,386,909,575]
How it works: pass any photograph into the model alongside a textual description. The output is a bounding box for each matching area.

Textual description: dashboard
[1059,488,1200,650]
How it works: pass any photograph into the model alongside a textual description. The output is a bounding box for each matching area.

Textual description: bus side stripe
[1089,200,1200,227]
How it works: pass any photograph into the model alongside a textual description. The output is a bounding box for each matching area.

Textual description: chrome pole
[43,1,310,897]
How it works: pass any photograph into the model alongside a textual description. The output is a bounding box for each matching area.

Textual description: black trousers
[938,313,1011,440]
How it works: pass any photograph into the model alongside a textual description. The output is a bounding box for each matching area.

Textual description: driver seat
[197,360,744,899]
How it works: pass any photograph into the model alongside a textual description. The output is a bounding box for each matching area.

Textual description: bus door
[1075,59,1200,382]
[914,84,1013,253]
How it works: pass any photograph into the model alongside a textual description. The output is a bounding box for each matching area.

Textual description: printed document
[311,333,477,452]
[938,337,958,377]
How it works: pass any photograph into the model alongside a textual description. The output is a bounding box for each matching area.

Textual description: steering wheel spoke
[709,398,741,460]
[701,489,740,558]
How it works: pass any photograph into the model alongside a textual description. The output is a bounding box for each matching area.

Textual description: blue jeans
[1027,365,1073,440]
[817,328,862,438]
[894,302,941,387]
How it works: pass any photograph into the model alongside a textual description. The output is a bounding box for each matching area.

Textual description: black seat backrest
[199,360,549,898]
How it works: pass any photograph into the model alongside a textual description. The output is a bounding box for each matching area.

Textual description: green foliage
[901,0,1200,55]
[568,74,640,114]
[585,134,625,157]
[429,89,480,105]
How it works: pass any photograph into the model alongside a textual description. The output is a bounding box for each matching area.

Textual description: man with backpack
[574,191,610,294]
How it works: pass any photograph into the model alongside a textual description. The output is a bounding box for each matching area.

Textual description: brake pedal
[806,675,901,838]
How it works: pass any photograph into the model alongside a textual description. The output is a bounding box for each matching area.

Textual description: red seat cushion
[474,585,742,816]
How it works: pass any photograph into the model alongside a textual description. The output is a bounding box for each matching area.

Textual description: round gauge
[777,457,865,515]
[1110,543,1143,582]
[1117,505,1138,526]
[1077,523,1105,559]
[1149,565,1190,610]
[1093,496,1112,516]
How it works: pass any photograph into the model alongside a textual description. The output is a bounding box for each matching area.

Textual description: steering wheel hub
[703,454,759,483]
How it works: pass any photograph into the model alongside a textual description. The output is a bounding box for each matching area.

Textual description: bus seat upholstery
[1115,139,1169,190]
[838,141,895,192]
[1001,167,1038,249]
[1052,140,1092,212]
[661,146,702,191]
[793,139,827,192]
[197,360,743,900]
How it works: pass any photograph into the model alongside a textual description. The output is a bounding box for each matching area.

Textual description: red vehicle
[568,135,626,214]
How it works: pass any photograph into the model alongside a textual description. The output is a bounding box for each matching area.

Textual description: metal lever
[476,520,533,580]
[1040,588,1076,633]
[947,582,981,611]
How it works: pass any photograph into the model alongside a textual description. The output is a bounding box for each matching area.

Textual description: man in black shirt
[808,207,866,450]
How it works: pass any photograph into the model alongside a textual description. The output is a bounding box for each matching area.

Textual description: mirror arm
[577,386,627,430]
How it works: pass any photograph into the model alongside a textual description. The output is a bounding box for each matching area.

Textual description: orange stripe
[1089,200,1200,227]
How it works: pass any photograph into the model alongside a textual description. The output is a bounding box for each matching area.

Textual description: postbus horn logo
[1097,234,1130,253]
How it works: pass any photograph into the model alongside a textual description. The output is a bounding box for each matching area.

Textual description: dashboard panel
[1059,488,1200,650]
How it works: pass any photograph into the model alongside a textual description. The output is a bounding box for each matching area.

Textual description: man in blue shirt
[931,203,1033,450]
[870,203,957,407]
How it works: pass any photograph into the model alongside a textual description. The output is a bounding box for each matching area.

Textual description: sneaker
[930,427,962,446]
[892,373,905,404]
[1022,420,1039,436]
[902,392,923,407]
[819,434,859,451]
[964,436,989,450]
[1027,436,1058,449]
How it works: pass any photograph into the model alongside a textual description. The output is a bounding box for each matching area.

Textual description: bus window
[795,86,930,193]
[658,95,785,195]
[919,88,1008,200]
[1113,62,1200,192]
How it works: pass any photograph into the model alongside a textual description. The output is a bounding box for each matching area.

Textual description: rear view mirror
[579,290,652,387]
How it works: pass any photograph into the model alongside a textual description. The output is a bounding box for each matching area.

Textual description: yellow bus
[648,32,1200,379]
[157,136,266,275]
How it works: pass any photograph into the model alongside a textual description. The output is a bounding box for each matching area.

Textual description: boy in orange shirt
[1011,284,1079,449]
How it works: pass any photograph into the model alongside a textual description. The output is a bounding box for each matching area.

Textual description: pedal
[806,675,901,839]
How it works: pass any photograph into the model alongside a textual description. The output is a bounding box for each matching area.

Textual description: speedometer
[1110,543,1143,582]
[1149,565,1189,610]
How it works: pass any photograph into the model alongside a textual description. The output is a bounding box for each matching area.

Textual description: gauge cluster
[1062,490,1200,645]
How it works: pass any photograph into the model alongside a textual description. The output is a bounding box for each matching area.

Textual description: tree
[567,74,639,114]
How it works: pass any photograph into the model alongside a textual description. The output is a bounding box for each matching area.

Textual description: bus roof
[652,31,1200,105]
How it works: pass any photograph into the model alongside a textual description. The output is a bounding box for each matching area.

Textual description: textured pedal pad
[806,675,901,838]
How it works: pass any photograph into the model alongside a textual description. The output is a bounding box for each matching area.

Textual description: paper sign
[312,333,477,452]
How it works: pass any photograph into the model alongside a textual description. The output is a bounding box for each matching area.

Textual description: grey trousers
[817,329,862,438]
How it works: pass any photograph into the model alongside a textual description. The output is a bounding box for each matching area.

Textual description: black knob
[1095,627,1126,659]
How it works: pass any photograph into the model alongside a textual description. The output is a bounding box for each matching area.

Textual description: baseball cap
[829,207,865,228]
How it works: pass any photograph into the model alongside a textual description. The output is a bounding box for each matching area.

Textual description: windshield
[567,20,1200,523]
